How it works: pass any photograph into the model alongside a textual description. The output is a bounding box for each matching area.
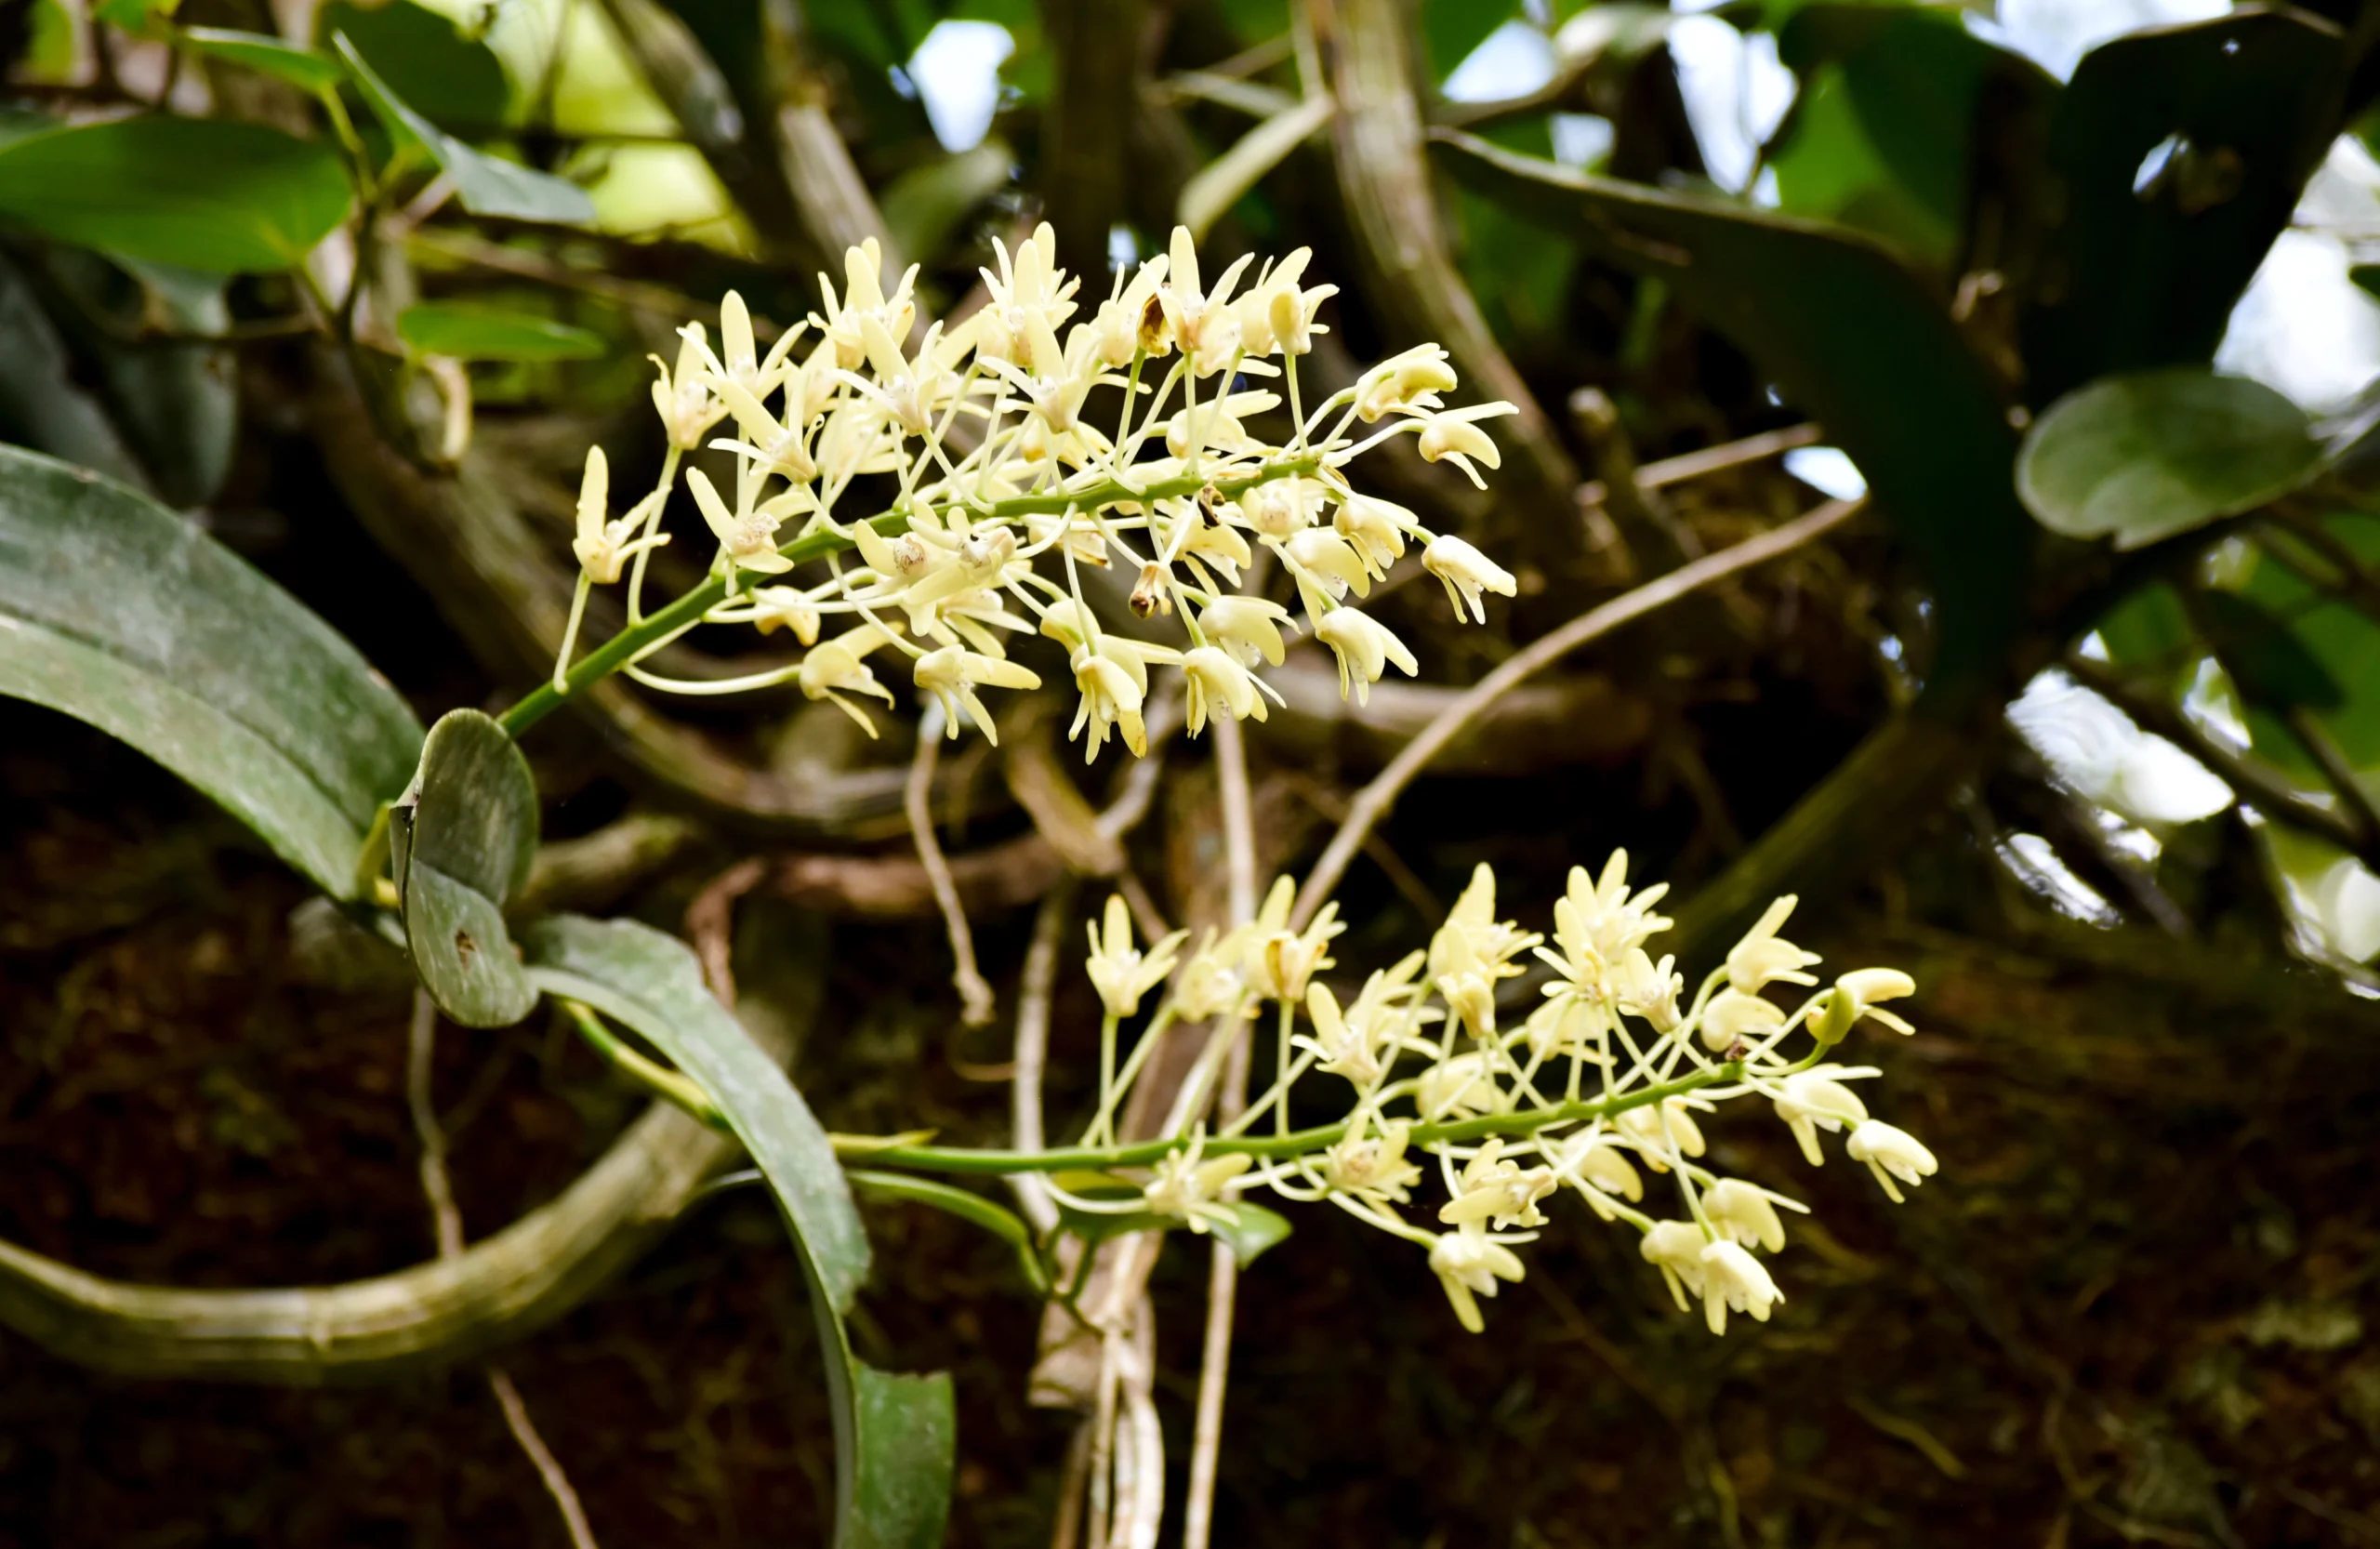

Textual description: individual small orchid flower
[1846,1120,1937,1203]
[1702,1179,1792,1253]
[569,447,669,585]
[1165,390,1277,458]
[715,378,818,482]
[686,467,791,576]
[1613,947,1684,1033]
[1321,1114,1419,1201]
[746,586,821,643]
[974,222,1078,365]
[1182,644,1274,735]
[1239,477,1323,537]
[1726,895,1824,994]
[1355,344,1459,421]
[1333,493,1412,578]
[798,624,897,734]
[1418,1051,1501,1120]
[1616,1097,1706,1172]
[1198,596,1291,669]
[1247,886,1342,1004]
[1423,535,1517,624]
[650,325,727,449]
[1157,225,1253,376]
[1282,527,1373,616]
[1143,1131,1254,1234]
[1771,1066,1874,1165]
[1172,928,1252,1021]
[1428,865,1539,981]
[1086,250,1170,367]
[1315,607,1418,707]
[1438,1139,1556,1230]
[915,644,1039,744]
[1176,509,1254,589]
[813,236,919,370]
[1429,1225,1527,1333]
[1698,1238,1783,1334]
[1084,894,1188,1018]
[1554,1129,1643,1219]
[1639,1220,1709,1312]
[1554,852,1673,968]
[1813,968,1919,1043]
[1432,926,1499,1042]
[1298,982,1383,1086]
[1700,986,1787,1053]
[694,290,802,400]
[1069,643,1149,760]
[1233,248,1333,357]
[1417,404,1515,489]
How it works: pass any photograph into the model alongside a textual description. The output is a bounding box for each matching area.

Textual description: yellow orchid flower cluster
[560,226,1523,757]
[1069,857,1937,1337]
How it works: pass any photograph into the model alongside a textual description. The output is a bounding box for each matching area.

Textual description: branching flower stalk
[865,857,1935,1338]
[510,227,1522,753]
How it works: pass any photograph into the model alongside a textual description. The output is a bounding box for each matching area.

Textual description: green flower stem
[845,1171,1051,1297]
[852,1059,1756,1177]
[495,454,1324,740]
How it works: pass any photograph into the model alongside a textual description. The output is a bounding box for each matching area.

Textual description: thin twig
[407,992,602,1549]
[1183,715,1261,1549]
[1292,497,1865,926]
[910,702,998,1026]
[1010,883,1075,1236]
[1573,421,1822,510]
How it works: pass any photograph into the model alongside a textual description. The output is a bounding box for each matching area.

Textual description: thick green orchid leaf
[392,710,540,1026]
[319,0,508,131]
[0,116,353,273]
[521,915,956,1549]
[2022,8,2348,405]
[180,26,347,93]
[396,301,603,363]
[1435,126,2029,697]
[0,444,422,897]
[2016,368,2323,549]
[336,34,595,224]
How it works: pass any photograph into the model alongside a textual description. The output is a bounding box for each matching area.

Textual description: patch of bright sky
[1970,0,2230,82]
[909,20,1014,152]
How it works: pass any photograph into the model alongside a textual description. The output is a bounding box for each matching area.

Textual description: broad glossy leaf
[397,301,602,362]
[319,0,507,130]
[43,251,237,507]
[1436,127,2029,694]
[2023,9,2347,405]
[0,117,352,273]
[393,709,539,1026]
[2017,369,2321,549]
[521,915,956,1549]
[337,35,595,224]
[0,444,422,896]
[181,26,347,92]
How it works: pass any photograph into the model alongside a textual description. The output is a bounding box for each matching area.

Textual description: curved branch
[1303,0,1584,565]
[0,942,821,1384]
